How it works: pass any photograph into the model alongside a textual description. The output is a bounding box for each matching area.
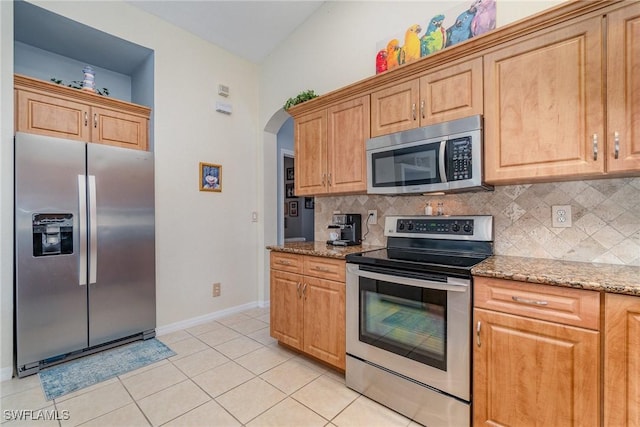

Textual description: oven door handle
[350,265,469,292]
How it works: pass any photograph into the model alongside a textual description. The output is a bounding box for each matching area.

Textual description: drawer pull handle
[420,100,425,119]
[302,283,308,299]
[592,134,598,161]
[412,103,416,120]
[476,321,481,347]
[94,113,98,128]
[614,131,620,159]
[512,296,548,306]
[84,112,88,126]
[297,282,301,298]
[277,260,291,266]
[313,266,331,272]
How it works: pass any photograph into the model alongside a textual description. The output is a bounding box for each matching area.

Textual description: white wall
[0,0,261,377]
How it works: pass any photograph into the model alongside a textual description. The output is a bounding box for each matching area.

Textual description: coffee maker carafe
[327,214,362,246]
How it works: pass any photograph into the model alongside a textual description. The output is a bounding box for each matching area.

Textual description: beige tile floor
[1,307,423,427]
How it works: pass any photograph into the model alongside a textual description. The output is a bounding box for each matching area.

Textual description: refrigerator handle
[78,175,87,286]
[88,175,98,285]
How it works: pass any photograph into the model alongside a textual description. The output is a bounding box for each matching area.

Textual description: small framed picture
[199,162,222,192]
[286,167,294,181]
[286,183,295,198]
[289,201,298,217]
[304,197,314,209]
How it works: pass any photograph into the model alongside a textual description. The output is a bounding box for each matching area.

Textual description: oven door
[346,263,471,401]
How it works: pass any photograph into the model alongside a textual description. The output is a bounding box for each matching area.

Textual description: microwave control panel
[447,137,472,181]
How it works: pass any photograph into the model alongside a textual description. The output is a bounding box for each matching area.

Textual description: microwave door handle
[439,140,447,182]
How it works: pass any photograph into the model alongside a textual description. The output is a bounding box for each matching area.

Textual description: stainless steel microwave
[366,115,492,194]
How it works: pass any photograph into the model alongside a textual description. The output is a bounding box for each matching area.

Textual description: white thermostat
[215,102,232,115]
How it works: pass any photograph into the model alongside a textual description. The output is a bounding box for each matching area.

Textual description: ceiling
[125,1,325,63]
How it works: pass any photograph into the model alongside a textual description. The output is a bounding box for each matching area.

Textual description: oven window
[359,277,447,370]
[371,142,441,187]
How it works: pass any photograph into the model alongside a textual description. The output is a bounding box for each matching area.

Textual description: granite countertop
[472,255,640,296]
[267,241,384,259]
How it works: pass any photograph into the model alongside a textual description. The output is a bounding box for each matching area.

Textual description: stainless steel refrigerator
[15,132,156,377]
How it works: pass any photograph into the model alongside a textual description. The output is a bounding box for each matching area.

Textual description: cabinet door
[92,107,149,151]
[604,293,640,426]
[327,96,369,194]
[371,80,420,137]
[419,57,483,126]
[302,277,345,369]
[270,270,303,350]
[483,17,604,184]
[607,3,640,174]
[474,308,599,427]
[16,89,90,141]
[295,110,327,195]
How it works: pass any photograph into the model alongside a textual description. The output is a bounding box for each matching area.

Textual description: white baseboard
[1,365,14,382]
[156,300,269,337]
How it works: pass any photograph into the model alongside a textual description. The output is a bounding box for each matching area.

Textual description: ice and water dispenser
[32,213,73,256]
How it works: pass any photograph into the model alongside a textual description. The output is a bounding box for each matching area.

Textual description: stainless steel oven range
[345,215,493,427]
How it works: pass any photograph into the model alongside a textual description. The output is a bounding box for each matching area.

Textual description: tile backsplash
[315,178,640,266]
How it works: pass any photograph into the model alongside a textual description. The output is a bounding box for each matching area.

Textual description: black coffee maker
[327,214,362,246]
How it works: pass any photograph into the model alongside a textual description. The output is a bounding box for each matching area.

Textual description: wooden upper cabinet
[15,74,150,151]
[604,293,640,427]
[327,95,369,194]
[294,110,327,196]
[419,57,483,126]
[295,95,369,196]
[371,80,419,137]
[606,2,640,174]
[483,17,605,184]
[371,57,483,137]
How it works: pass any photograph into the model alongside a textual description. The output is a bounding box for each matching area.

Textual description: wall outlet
[552,205,572,228]
[212,283,221,297]
[367,210,378,225]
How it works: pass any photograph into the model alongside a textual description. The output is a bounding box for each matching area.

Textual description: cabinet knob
[328,173,332,186]
[614,131,620,159]
[592,134,598,161]
[93,113,97,128]
[84,112,88,126]
[476,321,481,347]
[420,100,425,119]
[297,282,302,298]
[412,103,416,120]
[302,283,308,299]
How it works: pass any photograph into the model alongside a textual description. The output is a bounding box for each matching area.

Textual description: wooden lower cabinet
[270,252,346,370]
[473,277,600,426]
[604,293,640,426]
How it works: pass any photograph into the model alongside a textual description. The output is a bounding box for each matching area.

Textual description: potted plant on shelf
[284,90,318,111]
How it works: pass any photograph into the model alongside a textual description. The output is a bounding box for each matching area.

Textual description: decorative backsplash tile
[315,178,640,266]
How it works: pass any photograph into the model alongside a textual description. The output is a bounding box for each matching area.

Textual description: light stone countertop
[472,255,640,296]
[266,241,384,259]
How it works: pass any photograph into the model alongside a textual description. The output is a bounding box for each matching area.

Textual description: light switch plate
[552,205,572,228]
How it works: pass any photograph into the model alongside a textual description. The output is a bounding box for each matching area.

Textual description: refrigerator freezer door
[87,143,155,346]
[15,133,88,369]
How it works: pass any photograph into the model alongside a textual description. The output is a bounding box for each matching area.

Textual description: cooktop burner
[346,215,493,277]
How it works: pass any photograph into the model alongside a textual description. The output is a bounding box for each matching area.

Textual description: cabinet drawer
[270,252,303,274]
[304,256,346,282]
[474,277,600,330]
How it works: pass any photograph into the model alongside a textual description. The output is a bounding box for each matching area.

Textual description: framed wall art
[305,197,314,209]
[199,162,222,192]
[286,183,295,198]
[289,201,298,217]
[286,167,294,181]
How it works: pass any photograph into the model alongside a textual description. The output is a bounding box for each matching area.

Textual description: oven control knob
[398,222,405,230]
[451,223,460,232]
[407,223,414,231]
[463,224,473,233]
